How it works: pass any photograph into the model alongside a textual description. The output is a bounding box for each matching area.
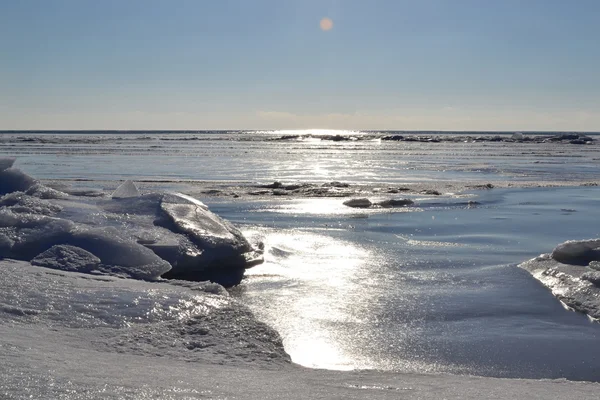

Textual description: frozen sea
[2,130,600,398]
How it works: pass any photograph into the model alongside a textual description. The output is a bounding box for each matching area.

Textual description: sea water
[2,130,600,381]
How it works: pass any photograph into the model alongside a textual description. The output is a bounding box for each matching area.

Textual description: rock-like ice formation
[0,160,262,285]
[343,197,415,209]
[31,244,101,272]
[519,238,600,320]
[343,198,372,208]
[376,198,414,208]
[551,239,600,266]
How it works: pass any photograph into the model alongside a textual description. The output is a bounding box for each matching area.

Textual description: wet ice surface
[2,133,600,397]
[0,259,288,364]
[217,187,600,380]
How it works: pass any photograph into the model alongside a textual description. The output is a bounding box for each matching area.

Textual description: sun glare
[319,17,333,31]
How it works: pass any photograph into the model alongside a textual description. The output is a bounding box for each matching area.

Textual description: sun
[319,18,333,31]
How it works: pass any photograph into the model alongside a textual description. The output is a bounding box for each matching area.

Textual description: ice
[0,168,36,195]
[112,179,140,199]
[581,270,600,286]
[25,183,68,199]
[0,157,15,171]
[376,198,414,207]
[0,259,289,362]
[0,192,63,215]
[519,238,600,319]
[160,192,249,251]
[0,233,13,257]
[158,192,262,284]
[68,227,172,280]
[343,198,372,208]
[0,162,261,284]
[551,239,600,265]
[31,244,101,272]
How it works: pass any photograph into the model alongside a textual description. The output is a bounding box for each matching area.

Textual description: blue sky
[1,0,599,130]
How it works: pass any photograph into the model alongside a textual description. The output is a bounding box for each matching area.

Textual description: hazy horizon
[2,0,599,131]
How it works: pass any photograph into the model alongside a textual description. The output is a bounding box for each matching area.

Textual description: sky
[1,0,599,131]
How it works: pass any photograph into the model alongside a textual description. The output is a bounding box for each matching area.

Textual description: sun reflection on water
[243,229,378,369]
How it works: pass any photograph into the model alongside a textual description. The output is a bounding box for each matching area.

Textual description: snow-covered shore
[2,250,600,399]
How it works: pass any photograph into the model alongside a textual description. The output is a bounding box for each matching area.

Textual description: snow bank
[519,238,600,319]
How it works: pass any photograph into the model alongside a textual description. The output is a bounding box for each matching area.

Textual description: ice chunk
[69,227,172,280]
[0,157,15,171]
[551,239,600,266]
[25,183,68,199]
[376,198,414,208]
[112,180,140,199]
[343,198,372,208]
[8,217,75,257]
[99,192,163,216]
[159,193,250,252]
[157,192,260,283]
[31,244,101,272]
[0,192,62,215]
[0,168,36,195]
[582,271,600,286]
[520,239,600,320]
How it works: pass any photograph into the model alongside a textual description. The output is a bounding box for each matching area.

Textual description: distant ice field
[2,131,599,185]
[2,130,600,385]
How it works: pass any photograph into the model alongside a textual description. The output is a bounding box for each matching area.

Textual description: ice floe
[519,239,600,320]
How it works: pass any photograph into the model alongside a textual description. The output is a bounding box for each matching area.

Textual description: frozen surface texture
[0,258,598,400]
[520,239,600,319]
[112,179,140,199]
[0,163,261,284]
[158,192,262,284]
[31,244,101,272]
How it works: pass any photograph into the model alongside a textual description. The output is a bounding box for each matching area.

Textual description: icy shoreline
[519,239,600,320]
[2,284,599,399]
[3,157,600,397]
